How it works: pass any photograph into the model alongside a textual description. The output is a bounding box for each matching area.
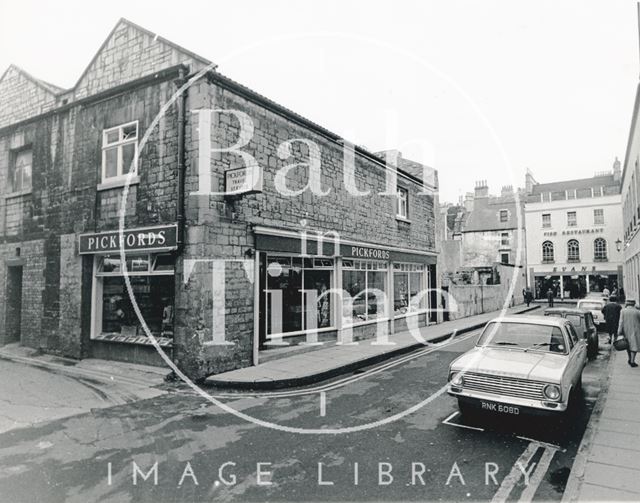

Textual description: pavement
[563,345,640,501]
[0,343,168,434]
[206,303,540,389]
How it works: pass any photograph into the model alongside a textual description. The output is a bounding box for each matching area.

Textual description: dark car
[544,307,598,358]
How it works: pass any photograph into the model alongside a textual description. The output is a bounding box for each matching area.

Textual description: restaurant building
[0,19,438,379]
[524,165,623,299]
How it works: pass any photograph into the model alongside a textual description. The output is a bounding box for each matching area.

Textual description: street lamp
[616,239,622,252]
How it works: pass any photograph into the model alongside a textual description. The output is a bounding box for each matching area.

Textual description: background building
[524,163,623,299]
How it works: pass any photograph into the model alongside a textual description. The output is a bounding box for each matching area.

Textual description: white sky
[1,0,638,203]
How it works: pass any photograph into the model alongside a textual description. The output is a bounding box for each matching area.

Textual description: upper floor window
[567,211,577,227]
[102,122,138,184]
[594,208,604,225]
[542,213,551,228]
[542,241,554,263]
[567,239,580,262]
[499,210,508,222]
[594,238,607,261]
[9,148,32,193]
[397,187,408,219]
[500,232,510,246]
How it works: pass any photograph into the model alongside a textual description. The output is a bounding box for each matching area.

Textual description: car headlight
[450,372,464,386]
[543,384,561,401]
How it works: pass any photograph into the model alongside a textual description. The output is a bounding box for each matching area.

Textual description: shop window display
[93,253,175,346]
[342,260,388,325]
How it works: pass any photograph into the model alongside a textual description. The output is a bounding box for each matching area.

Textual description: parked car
[544,308,599,359]
[448,316,587,417]
[576,298,606,327]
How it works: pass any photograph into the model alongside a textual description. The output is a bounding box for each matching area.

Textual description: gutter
[175,67,187,251]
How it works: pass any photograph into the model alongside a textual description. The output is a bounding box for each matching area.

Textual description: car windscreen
[578,302,602,310]
[565,314,584,330]
[477,322,567,354]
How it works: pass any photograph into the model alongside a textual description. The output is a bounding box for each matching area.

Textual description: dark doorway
[6,266,23,343]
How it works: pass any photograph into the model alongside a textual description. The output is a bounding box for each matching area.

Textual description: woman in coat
[617,299,640,367]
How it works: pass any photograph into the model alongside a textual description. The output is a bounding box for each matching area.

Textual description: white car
[576,298,606,327]
[448,316,587,416]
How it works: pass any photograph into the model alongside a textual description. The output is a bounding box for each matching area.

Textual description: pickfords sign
[79,224,178,254]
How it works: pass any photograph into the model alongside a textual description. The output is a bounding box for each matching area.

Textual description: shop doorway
[5,266,23,343]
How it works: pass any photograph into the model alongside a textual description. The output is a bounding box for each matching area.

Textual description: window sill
[97,175,140,192]
[396,216,411,224]
[5,189,32,200]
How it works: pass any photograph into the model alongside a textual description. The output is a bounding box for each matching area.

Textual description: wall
[175,75,438,379]
[447,264,525,320]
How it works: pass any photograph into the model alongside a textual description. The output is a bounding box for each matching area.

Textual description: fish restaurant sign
[79,224,178,254]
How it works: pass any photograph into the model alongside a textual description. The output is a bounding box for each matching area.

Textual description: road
[0,327,610,502]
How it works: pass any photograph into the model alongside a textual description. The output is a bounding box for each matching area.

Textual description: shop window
[265,255,333,336]
[393,263,426,317]
[567,239,580,262]
[9,148,32,194]
[397,187,409,219]
[101,121,138,184]
[567,211,577,227]
[594,238,607,261]
[542,213,551,228]
[594,208,604,225]
[542,241,554,263]
[342,260,388,325]
[93,253,174,346]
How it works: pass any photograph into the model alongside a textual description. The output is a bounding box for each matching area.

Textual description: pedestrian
[617,299,640,367]
[524,287,533,307]
[546,287,554,308]
[603,286,611,298]
[602,295,622,344]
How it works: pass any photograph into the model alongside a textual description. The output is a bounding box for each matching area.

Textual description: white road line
[516,435,565,453]
[210,330,481,399]
[491,442,540,503]
[518,446,556,502]
[442,411,485,431]
[320,391,326,417]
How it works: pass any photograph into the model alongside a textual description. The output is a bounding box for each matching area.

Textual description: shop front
[79,224,178,366]
[254,227,437,348]
[532,266,620,300]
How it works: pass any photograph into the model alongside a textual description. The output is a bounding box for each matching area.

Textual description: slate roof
[530,174,618,195]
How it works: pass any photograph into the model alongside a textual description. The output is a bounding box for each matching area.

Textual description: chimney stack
[501,185,514,197]
[474,180,489,198]
[613,156,622,182]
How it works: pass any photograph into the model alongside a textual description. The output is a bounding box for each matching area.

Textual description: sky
[1,0,638,203]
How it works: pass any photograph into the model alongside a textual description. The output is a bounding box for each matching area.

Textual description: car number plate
[480,401,520,415]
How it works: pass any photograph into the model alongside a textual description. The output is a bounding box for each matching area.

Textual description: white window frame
[101,121,139,185]
[542,213,551,228]
[567,211,577,227]
[594,208,604,226]
[499,209,509,223]
[397,187,409,219]
[500,232,510,247]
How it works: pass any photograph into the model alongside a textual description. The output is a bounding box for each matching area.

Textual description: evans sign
[79,224,178,254]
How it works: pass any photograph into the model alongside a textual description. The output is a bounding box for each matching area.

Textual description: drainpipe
[175,67,187,251]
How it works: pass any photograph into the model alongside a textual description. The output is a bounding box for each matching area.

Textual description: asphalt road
[0,327,611,503]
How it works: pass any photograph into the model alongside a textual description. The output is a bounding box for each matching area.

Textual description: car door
[564,323,586,393]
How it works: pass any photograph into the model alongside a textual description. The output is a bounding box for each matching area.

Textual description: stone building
[524,163,623,299]
[0,19,439,379]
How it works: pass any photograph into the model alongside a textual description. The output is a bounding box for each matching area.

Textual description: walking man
[546,287,554,308]
[617,299,640,367]
[602,296,622,344]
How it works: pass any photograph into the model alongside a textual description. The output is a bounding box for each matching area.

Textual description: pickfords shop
[0,19,439,379]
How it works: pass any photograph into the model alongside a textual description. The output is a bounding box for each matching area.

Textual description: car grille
[461,372,545,400]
